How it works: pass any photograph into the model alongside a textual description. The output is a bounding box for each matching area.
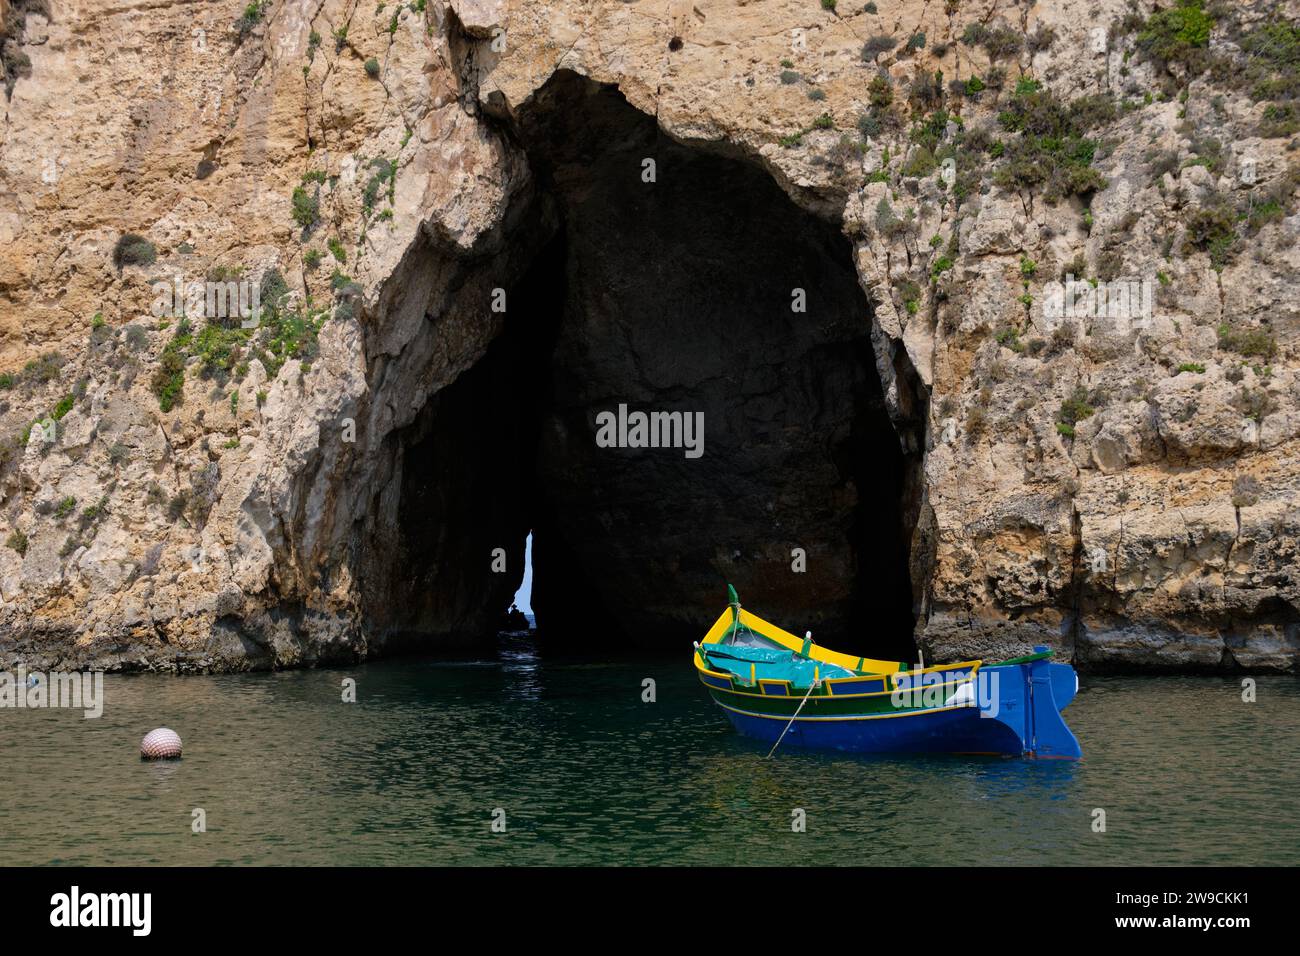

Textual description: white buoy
[140,728,182,760]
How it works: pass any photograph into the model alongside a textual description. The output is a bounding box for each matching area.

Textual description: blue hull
[721,701,1029,755]
[716,654,1082,759]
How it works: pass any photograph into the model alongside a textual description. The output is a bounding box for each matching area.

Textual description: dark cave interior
[381,71,921,661]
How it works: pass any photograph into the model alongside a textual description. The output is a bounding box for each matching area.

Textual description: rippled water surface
[3,642,1297,865]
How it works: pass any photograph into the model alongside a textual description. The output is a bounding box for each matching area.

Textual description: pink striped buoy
[140,727,183,760]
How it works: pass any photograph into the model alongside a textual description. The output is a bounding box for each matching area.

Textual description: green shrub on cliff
[1233,19,1300,101]
[5,529,28,557]
[113,234,156,270]
[994,327,1023,352]
[992,85,1107,202]
[79,496,109,531]
[961,22,1022,60]
[1258,103,1299,138]
[292,187,320,230]
[1067,94,1118,132]
[1134,0,1213,75]
[1235,387,1273,423]
[1182,203,1238,269]
[861,36,896,61]
[873,197,910,239]
[124,324,149,351]
[192,323,251,383]
[149,292,329,406]
[930,254,954,279]
[151,331,189,412]
[1216,323,1277,359]
[909,108,953,152]
[22,352,65,383]
[1058,387,1095,429]
[235,2,268,39]
[901,146,937,178]
[1246,199,1285,234]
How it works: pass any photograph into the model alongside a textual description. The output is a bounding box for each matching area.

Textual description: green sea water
[3,639,1297,866]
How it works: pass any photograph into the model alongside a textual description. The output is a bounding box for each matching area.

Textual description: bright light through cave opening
[511,532,535,619]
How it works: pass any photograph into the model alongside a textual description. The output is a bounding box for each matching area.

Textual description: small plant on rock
[5,529,27,557]
[291,187,320,230]
[1058,386,1095,430]
[113,234,157,270]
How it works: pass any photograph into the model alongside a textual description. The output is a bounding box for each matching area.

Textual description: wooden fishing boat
[694,587,1082,758]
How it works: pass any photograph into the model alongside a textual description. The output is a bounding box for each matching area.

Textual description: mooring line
[766,678,821,759]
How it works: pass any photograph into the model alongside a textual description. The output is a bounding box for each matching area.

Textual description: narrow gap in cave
[390,71,919,662]
[510,531,535,619]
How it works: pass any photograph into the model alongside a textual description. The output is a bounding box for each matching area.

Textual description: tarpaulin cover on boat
[700,642,856,687]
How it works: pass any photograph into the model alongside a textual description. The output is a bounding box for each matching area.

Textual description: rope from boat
[766,678,821,759]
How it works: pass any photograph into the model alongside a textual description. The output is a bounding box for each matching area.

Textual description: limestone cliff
[0,0,1296,672]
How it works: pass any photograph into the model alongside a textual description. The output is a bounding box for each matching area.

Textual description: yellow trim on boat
[697,663,736,681]
[887,660,983,684]
[735,608,903,674]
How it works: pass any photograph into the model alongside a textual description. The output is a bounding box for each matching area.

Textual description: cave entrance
[510,532,534,619]
[385,71,918,661]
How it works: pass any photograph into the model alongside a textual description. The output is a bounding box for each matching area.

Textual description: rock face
[0,0,1296,673]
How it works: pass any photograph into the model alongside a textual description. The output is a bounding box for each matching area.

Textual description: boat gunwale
[694,666,983,701]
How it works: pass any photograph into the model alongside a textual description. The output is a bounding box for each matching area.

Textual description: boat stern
[980,647,1082,759]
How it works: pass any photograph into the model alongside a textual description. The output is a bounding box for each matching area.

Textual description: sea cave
[362,71,924,661]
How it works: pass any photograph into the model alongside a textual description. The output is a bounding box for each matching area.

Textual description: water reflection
[498,634,542,701]
[0,656,1295,865]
